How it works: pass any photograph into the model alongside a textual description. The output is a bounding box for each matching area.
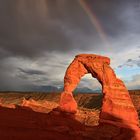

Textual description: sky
[0,0,140,91]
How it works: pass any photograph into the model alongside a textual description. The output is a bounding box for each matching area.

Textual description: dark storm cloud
[0,0,140,59]
[87,0,140,38]
[0,0,100,58]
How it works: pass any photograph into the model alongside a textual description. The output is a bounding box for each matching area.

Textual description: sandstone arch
[59,54,139,129]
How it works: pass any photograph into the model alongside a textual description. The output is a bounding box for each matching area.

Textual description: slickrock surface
[0,93,140,139]
[0,99,139,140]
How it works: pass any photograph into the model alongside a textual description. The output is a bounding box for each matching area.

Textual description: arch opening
[74,74,101,93]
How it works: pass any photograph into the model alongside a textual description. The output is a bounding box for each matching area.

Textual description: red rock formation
[59,54,140,139]
[0,98,16,108]
[21,98,58,113]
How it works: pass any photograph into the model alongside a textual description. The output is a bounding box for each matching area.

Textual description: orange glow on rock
[59,54,139,130]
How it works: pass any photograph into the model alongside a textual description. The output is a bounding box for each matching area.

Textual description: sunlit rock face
[60,54,139,130]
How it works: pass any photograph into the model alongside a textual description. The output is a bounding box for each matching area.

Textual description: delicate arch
[59,54,139,129]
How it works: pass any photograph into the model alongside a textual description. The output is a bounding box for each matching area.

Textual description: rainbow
[78,0,111,48]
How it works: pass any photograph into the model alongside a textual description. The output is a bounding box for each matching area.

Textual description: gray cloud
[0,0,140,91]
[18,68,46,75]
[125,74,140,90]
[86,0,140,38]
[0,0,140,59]
[0,0,101,59]
[118,56,140,68]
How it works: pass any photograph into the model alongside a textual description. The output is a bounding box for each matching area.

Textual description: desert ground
[0,90,140,140]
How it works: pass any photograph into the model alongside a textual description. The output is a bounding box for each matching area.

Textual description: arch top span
[75,54,110,65]
[59,54,139,130]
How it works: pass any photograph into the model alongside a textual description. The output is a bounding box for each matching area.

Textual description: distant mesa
[26,85,101,93]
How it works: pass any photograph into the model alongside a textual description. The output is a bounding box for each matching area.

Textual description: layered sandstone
[59,54,140,139]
